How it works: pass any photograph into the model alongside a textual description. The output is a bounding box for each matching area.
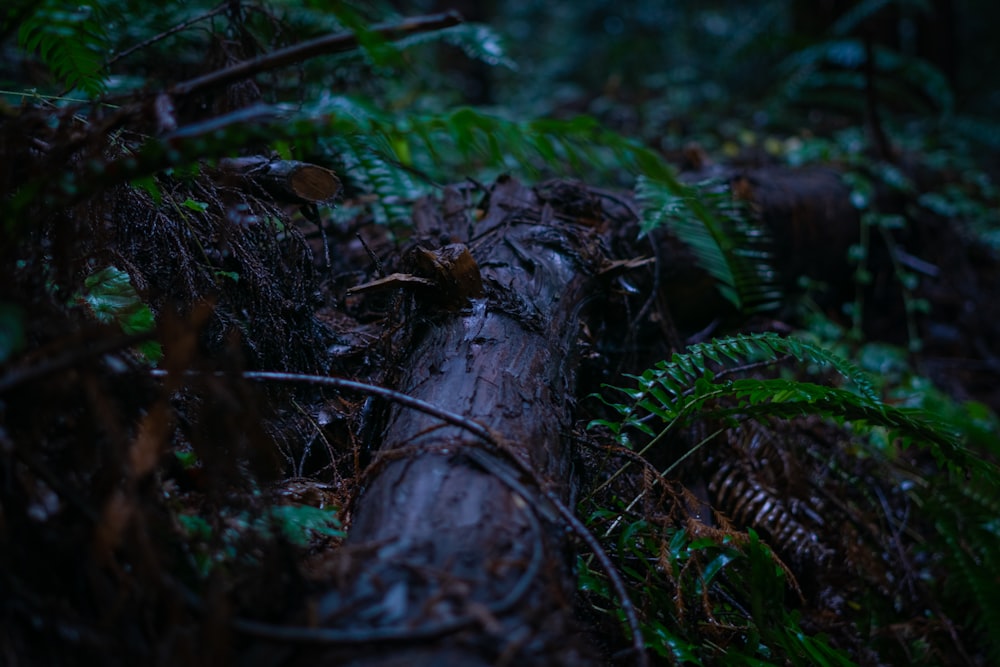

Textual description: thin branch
[153,368,647,665]
[537,478,649,667]
[0,331,152,394]
[170,11,463,98]
[150,368,498,446]
[103,2,230,70]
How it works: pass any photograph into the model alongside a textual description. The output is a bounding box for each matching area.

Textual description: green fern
[323,133,425,226]
[578,514,858,666]
[924,482,1000,664]
[592,332,988,477]
[636,176,781,312]
[308,98,781,311]
[829,0,931,37]
[15,1,109,97]
[780,38,953,115]
[398,22,516,70]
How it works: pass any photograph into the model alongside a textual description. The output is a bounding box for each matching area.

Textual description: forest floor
[2,103,1000,666]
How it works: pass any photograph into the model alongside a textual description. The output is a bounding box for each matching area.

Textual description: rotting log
[292,177,613,666]
[247,168,868,667]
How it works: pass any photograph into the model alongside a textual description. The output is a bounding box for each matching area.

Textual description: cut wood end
[217,157,342,204]
[287,164,342,203]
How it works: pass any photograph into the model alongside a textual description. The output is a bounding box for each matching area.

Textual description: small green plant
[78,265,162,363]
[577,510,858,665]
[12,1,109,98]
[178,503,345,578]
[587,328,1000,663]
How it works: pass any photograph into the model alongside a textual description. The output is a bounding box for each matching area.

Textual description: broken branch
[171,11,463,98]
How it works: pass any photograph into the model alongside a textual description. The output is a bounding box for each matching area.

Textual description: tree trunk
[295,177,611,666]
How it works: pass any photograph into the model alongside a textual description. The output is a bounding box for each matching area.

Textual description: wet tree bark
[301,177,611,666]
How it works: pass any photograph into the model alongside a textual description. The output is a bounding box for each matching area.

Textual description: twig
[170,11,463,98]
[149,369,497,446]
[154,368,647,665]
[229,498,543,645]
[0,331,152,394]
[539,481,649,667]
[103,2,230,70]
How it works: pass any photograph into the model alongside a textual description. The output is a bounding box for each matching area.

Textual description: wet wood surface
[302,177,609,666]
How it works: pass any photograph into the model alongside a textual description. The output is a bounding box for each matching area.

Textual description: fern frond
[636,177,781,312]
[830,0,932,37]
[16,1,109,97]
[311,98,783,310]
[636,332,880,404]
[323,133,425,226]
[924,482,1000,663]
[597,332,992,478]
[780,37,952,115]
[396,22,515,70]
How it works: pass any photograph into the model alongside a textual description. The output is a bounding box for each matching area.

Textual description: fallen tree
[249,177,641,666]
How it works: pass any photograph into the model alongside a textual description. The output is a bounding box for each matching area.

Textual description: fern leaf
[392,22,516,70]
[658,332,878,400]
[599,332,992,478]
[927,484,1000,663]
[636,176,780,313]
[831,0,932,37]
[16,2,108,97]
[323,134,425,226]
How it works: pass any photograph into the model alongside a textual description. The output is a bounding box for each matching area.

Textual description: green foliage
[924,481,1000,664]
[848,337,1000,455]
[780,39,953,116]
[322,132,424,226]
[5,3,998,664]
[636,176,781,312]
[592,332,987,475]
[591,326,1000,663]
[178,503,344,577]
[829,0,932,37]
[776,0,952,120]
[398,22,515,70]
[578,514,857,665]
[310,96,780,309]
[266,504,346,547]
[12,1,109,97]
[78,266,161,363]
[5,0,781,317]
